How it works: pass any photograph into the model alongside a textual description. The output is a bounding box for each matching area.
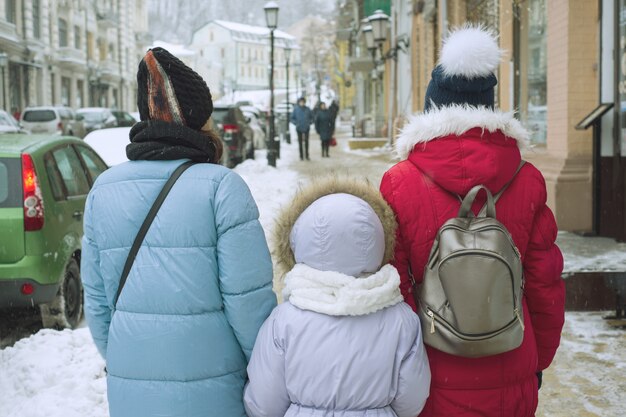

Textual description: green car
[0,134,108,329]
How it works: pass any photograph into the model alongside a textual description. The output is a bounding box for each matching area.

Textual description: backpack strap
[477,160,526,217]
[113,161,196,308]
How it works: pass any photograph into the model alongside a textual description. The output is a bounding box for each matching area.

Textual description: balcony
[98,60,120,79]
[0,20,19,44]
[56,47,86,67]
[96,8,118,30]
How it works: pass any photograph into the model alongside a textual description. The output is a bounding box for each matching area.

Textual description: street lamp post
[264,1,279,167]
[362,24,378,136]
[365,10,389,138]
[284,44,292,144]
[0,53,8,110]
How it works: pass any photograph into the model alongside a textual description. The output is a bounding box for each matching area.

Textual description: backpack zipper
[425,307,520,340]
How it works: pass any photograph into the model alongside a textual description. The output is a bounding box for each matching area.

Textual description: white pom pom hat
[424,25,504,111]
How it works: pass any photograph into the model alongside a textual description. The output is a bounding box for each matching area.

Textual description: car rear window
[23,110,56,122]
[211,109,230,124]
[0,158,21,208]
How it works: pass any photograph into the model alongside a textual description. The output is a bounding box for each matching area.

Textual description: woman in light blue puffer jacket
[81,48,276,417]
[244,177,431,417]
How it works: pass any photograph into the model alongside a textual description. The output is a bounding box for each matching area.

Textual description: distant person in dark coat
[315,102,333,158]
[290,97,313,160]
[329,100,339,134]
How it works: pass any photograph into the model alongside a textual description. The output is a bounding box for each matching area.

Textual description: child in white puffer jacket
[244,176,431,417]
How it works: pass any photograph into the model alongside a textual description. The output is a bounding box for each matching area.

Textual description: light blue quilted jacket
[81,159,276,417]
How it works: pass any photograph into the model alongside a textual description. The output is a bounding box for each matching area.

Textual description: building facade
[0,0,151,113]
[190,20,299,100]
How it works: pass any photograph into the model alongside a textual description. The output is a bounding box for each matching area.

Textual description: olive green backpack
[410,161,526,358]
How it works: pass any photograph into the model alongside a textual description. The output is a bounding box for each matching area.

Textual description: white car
[20,106,87,138]
[0,110,24,134]
[83,127,131,167]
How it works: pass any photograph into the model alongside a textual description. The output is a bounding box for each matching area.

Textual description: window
[58,18,68,47]
[61,77,71,107]
[87,32,95,59]
[516,0,547,144]
[51,146,90,197]
[44,154,66,201]
[98,38,107,60]
[109,43,115,60]
[32,0,41,38]
[74,25,81,49]
[75,145,108,183]
[5,0,16,24]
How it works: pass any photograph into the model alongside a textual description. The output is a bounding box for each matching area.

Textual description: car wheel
[40,258,83,330]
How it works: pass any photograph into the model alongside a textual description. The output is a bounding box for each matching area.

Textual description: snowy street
[0,125,624,416]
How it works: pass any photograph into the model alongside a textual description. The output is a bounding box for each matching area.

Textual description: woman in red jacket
[380,26,565,417]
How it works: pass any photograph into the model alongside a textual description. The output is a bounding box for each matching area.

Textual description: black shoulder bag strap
[113,161,196,308]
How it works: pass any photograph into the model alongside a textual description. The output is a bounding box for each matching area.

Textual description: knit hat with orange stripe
[137,47,213,130]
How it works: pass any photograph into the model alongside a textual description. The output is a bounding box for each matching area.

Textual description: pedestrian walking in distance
[244,176,431,417]
[290,97,313,160]
[380,26,565,417]
[81,47,276,417]
[314,102,333,157]
[329,99,339,135]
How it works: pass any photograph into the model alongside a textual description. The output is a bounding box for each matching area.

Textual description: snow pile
[0,328,107,417]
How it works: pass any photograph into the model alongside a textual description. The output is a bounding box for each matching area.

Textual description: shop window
[516,0,547,144]
[76,79,84,108]
[61,77,71,107]
[620,0,626,154]
[59,19,68,47]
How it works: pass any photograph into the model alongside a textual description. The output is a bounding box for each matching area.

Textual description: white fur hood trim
[283,264,404,316]
[395,105,530,160]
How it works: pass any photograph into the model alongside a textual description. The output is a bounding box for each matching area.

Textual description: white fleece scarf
[282,264,404,316]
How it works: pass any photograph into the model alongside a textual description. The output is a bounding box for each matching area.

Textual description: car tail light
[223,124,239,134]
[22,154,44,231]
[21,283,34,295]
[57,121,63,132]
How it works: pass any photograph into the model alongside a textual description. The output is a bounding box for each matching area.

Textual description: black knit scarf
[127,120,218,163]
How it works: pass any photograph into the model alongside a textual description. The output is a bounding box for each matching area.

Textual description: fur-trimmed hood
[273,176,397,283]
[395,105,530,160]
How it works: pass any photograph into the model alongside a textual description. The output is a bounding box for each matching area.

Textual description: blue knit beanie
[424,26,503,112]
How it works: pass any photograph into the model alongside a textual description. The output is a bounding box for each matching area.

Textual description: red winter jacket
[380,106,565,417]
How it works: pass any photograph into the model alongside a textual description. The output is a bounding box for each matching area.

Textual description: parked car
[84,127,131,166]
[20,106,87,138]
[0,134,108,329]
[211,104,254,168]
[76,107,117,133]
[0,110,25,134]
[241,106,267,149]
[111,110,138,127]
[130,112,141,122]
